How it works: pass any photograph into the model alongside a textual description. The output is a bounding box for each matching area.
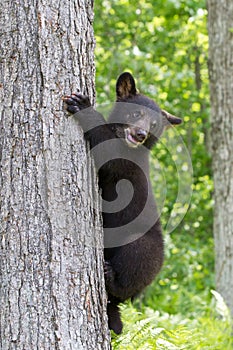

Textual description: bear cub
[64,72,182,334]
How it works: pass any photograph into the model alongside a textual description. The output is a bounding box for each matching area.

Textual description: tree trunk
[208,0,233,316]
[0,0,110,349]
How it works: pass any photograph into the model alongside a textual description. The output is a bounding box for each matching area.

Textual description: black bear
[63,72,181,334]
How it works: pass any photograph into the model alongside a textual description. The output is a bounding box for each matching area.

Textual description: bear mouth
[124,127,148,148]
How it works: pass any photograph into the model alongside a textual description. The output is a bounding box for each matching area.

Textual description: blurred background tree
[208,0,233,320]
[94,0,232,348]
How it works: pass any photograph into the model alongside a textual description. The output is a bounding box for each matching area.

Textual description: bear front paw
[104,260,115,284]
[63,94,91,114]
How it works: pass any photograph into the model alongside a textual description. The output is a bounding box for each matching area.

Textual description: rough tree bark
[208,0,233,316]
[0,0,110,349]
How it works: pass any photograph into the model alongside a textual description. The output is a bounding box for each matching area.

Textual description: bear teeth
[125,128,140,147]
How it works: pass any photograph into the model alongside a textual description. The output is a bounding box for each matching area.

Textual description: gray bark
[0,0,110,349]
[208,0,233,315]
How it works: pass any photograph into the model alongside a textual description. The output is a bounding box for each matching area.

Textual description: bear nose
[135,128,147,141]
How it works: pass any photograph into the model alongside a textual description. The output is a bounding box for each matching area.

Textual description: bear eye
[133,111,141,119]
[151,121,157,129]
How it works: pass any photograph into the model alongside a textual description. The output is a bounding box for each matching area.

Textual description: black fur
[63,72,182,334]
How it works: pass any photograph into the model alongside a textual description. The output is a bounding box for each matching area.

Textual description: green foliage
[94,0,232,348]
[111,298,232,349]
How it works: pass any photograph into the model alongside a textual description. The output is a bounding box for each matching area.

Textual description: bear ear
[116,72,137,99]
[162,109,182,126]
